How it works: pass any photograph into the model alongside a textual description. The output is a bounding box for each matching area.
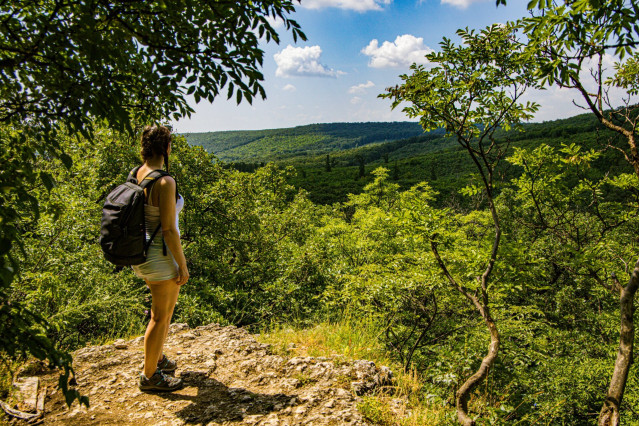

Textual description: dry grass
[257,317,451,425]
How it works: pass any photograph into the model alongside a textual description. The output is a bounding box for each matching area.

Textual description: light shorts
[131,242,179,282]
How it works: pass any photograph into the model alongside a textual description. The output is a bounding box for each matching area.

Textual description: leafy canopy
[521,0,639,85]
[0,1,305,134]
[383,24,540,142]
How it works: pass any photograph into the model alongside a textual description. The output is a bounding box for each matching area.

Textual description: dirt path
[21,323,394,425]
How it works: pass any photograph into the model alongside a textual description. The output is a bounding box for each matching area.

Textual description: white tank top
[144,178,184,245]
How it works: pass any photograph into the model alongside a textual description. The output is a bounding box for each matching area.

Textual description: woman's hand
[176,263,189,286]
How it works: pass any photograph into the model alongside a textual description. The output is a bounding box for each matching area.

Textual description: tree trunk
[598,259,639,426]
[456,305,500,426]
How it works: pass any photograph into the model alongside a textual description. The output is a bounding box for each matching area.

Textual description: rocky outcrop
[16,323,394,425]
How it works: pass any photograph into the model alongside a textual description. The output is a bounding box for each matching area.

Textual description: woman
[132,125,189,392]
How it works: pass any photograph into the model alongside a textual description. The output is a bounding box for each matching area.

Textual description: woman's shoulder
[155,175,176,190]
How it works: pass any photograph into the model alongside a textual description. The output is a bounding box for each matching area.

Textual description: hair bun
[140,125,171,163]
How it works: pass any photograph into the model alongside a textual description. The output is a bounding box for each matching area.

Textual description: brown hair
[140,125,172,171]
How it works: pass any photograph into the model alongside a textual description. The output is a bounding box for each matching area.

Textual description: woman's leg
[143,278,180,378]
[157,282,180,363]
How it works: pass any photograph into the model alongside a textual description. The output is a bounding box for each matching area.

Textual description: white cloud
[351,96,363,104]
[274,45,344,78]
[301,0,391,11]
[362,35,433,68]
[283,84,297,92]
[265,15,284,29]
[440,0,490,9]
[348,81,375,94]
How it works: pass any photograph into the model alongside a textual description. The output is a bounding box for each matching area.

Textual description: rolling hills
[183,113,633,206]
[182,122,426,162]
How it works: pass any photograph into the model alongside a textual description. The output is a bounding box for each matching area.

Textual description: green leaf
[60,153,73,169]
[40,172,55,192]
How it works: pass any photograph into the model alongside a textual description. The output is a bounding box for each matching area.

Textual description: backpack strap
[134,168,178,258]
[127,166,142,184]
[129,167,178,202]
[144,223,163,256]
[139,169,170,190]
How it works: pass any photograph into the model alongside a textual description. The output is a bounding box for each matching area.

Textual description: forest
[2,1,639,426]
[183,122,425,162]
[186,112,631,207]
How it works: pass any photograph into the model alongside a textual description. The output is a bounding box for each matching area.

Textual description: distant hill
[281,113,629,205]
[182,122,426,162]
[182,113,633,206]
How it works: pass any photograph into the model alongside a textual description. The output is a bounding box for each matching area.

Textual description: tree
[516,2,639,423]
[356,154,366,178]
[383,24,540,425]
[0,0,305,406]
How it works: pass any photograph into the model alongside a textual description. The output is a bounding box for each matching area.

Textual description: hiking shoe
[139,369,183,392]
[157,354,177,373]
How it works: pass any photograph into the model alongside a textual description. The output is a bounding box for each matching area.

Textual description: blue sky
[172,0,588,133]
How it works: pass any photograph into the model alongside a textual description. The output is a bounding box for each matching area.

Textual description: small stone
[13,377,39,412]
[169,323,189,334]
[260,413,281,426]
[144,412,154,419]
[294,406,308,416]
[281,378,299,390]
[334,388,351,398]
[113,339,128,349]
[325,399,335,408]
[243,414,262,424]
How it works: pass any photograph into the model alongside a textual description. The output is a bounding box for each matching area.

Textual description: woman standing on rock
[131,125,189,392]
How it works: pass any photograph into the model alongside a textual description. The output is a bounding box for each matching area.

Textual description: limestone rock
[28,323,401,425]
[113,339,128,349]
[13,376,39,412]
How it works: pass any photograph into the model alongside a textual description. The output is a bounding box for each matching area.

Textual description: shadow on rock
[155,371,300,424]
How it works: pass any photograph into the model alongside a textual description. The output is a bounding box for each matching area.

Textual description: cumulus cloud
[265,15,284,29]
[283,84,297,92]
[274,45,344,78]
[362,35,433,68]
[440,0,490,8]
[348,81,375,94]
[301,0,391,11]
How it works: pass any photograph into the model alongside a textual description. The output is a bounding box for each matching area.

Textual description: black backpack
[99,166,168,266]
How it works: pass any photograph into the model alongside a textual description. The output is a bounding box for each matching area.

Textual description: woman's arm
[157,176,189,286]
